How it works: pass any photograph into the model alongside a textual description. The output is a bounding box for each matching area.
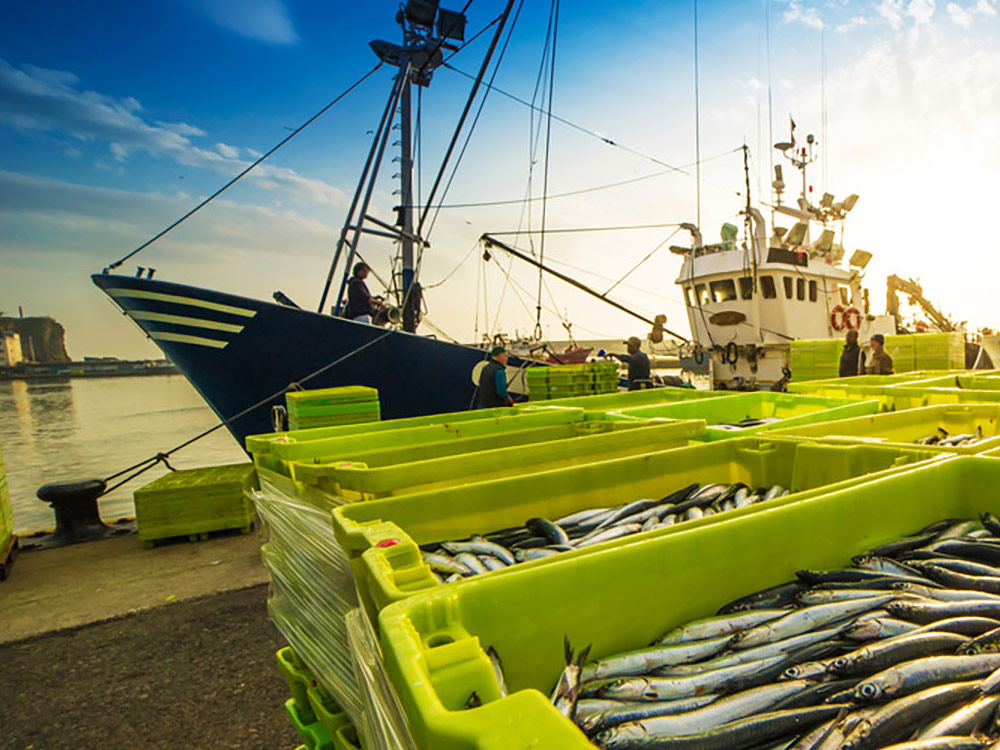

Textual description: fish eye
[860,683,879,699]
[832,657,848,670]
[783,667,799,678]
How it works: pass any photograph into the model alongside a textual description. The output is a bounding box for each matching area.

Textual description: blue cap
[871,333,884,345]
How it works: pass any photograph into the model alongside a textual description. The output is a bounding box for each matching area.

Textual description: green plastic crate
[609,391,880,440]
[332,437,942,624]
[286,386,379,409]
[302,420,705,500]
[307,684,364,750]
[770,403,1000,453]
[528,386,736,411]
[277,646,318,723]
[246,406,550,458]
[290,401,382,420]
[257,408,588,476]
[376,454,999,750]
[132,462,258,543]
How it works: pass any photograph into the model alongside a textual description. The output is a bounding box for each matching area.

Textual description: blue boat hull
[92,274,520,445]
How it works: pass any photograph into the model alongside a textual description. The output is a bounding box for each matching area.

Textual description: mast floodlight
[405,0,440,27]
[806,133,815,144]
[437,8,467,41]
[370,39,405,66]
[849,249,872,269]
[842,194,859,212]
[774,142,794,152]
[820,192,834,208]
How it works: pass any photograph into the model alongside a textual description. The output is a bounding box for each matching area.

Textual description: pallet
[142,522,254,549]
[0,534,19,582]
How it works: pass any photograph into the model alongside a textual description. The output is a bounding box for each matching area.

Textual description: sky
[2,0,1000,359]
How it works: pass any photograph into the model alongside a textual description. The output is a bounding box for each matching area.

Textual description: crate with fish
[608,391,881,440]
[332,437,944,622]
[786,381,921,412]
[769,403,1000,455]
[295,419,706,501]
[374,454,1000,750]
[132,462,258,544]
[888,386,1000,409]
[254,406,589,478]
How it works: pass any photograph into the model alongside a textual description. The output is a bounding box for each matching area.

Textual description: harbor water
[0,375,247,534]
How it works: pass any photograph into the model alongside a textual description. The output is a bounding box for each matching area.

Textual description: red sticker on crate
[376,539,399,548]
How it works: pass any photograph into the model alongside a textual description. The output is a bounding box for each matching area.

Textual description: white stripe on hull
[107,288,258,317]
[128,311,245,333]
[149,332,229,349]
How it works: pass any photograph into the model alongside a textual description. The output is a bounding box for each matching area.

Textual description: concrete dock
[0,531,299,748]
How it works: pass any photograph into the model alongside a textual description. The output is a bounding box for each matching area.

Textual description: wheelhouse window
[839,286,850,305]
[808,280,818,302]
[760,275,777,299]
[710,279,737,303]
[796,278,805,301]
[738,276,753,300]
[685,286,696,306]
[783,276,793,299]
[695,284,711,306]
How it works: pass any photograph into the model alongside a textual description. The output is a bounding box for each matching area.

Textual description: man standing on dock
[477,346,514,408]
[839,329,865,377]
[866,333,895,375]
[612,336,652,390]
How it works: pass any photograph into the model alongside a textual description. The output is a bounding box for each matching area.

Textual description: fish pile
[539,513,1000,749]
[421,482,789,582]
[711,417,784,431]
[916,426,985,447]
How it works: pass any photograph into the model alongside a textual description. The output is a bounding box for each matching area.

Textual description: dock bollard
[36,479,112,546]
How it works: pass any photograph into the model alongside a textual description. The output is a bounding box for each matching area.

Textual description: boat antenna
[693,0,702,229]
[101,63,383,274]
[535,0,559,341]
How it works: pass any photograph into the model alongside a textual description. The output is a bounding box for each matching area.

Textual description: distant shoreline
[0,363,180,381]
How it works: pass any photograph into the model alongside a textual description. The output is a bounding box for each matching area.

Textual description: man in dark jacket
[839,329,864,377]
[612,336,652,390]
[344,262,384,323]
[866,333,895,375]
[477,345,514,408]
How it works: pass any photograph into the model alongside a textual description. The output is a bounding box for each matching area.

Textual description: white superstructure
[672,136,894,387]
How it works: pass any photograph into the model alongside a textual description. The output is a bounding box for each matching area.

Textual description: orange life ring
[830,305,846,331]
[844,307,862,330]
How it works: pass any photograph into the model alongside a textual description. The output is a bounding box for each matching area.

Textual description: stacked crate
[276,646,363,750]
[789,339,841,381]
[884,334,916,373]
[0,440,15,579]
[527,362,620,401]
[286,387,380,431]
[913,332,966,370]
[133,462,258,545]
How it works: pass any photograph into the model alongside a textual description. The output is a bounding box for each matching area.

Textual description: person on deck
[477,345,514,408]
[839,329,865,377]
[866,333,895,375]
[612,336,652,391]
[344,262,384,324]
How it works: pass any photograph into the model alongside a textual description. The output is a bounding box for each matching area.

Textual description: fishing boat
[670,134,897,389]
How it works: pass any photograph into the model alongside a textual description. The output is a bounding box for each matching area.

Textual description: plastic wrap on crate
[252,470,362,723]
[346,608,416,750]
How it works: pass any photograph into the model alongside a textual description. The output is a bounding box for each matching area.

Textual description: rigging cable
[603,229,681,298]
[693,0,702,229]
[104,62,384,272]
[535,0,560,341]
[99,330,393,495]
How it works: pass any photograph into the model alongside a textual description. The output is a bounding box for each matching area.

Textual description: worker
[611,336,652,391]
[344,262,384,323]
[839,329,865,377]
[865,333,895,375]
[477,345,514,408]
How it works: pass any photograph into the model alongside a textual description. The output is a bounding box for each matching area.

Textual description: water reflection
[0,375,247,534]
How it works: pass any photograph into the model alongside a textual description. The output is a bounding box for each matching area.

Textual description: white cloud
[784,1,825,29]
[193,0,298,45]
[215,142,240,158]
[908,0,936,23]
[948,2,974,23]
[837,15,870,32]
[879,0,905,28]
[977,0,998,16]
[0,58,347,207]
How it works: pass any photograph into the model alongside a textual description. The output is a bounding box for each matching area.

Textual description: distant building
[0,331,23,367]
